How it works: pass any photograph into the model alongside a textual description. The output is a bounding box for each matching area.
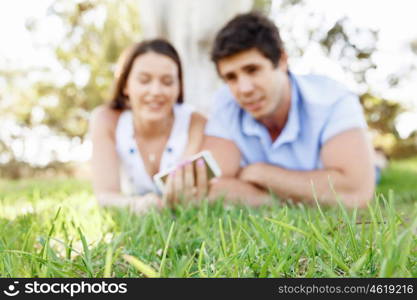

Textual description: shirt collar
[241,71,301,148]
[272,72,301,148]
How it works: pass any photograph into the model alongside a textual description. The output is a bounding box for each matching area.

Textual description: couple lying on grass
[90,12,375,214]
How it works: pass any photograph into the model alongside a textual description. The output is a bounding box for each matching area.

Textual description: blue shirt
[205,72,367,170]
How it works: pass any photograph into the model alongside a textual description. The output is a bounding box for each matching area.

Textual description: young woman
[90,39,206,214]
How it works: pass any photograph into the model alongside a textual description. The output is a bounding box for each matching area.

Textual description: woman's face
[124,51,180,122]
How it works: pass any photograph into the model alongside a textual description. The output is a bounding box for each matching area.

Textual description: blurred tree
[138,0,253,110]
[361,93,403,137]
[1,0,416,178]
[7,0,141,139]
[0,0,141,177]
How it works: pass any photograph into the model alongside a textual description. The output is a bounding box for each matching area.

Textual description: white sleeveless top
[115,104,193,196]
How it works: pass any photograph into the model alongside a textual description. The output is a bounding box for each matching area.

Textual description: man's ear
[278,52,288,71]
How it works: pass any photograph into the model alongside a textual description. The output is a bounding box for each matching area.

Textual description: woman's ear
[122,85,131,108]
[123,83,129,98]
[125,96,131,109]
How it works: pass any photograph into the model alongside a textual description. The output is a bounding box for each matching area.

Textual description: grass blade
[159,221,175,276]
[123,254,159,278]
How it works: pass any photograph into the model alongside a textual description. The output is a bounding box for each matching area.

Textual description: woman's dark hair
[110,39,184,110]
[211,12,284,69]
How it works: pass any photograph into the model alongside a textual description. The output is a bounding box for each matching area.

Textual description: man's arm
[202,136,271,206]
[209,177,272,207]
[239,128,375,208]
[202,136,241,177]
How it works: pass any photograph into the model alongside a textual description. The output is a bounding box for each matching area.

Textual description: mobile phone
[153,150,222,192]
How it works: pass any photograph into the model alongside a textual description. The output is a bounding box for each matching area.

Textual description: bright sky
[308,0,417,94]
[306,0,417,138]
[1,0,417,164]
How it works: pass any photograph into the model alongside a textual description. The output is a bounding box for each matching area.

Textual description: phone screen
[153,151,221,192]
[159,155,215,184]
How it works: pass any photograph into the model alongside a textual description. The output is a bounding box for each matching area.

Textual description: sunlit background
[1,0,417,178]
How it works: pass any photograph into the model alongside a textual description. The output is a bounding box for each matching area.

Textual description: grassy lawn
[0,158,416,277]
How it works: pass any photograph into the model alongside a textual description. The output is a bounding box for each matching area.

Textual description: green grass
[0,158,416,278]
[378,156,417,207]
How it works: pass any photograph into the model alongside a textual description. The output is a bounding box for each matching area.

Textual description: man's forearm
[208,177,272,207]
[239,164,374,207]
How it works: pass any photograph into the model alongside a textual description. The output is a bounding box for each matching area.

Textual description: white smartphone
[153,150,222,192]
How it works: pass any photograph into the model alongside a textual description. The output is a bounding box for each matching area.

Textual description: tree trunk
[138,0,253,112]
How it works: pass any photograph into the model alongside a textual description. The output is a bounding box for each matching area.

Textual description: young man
[202,12,375,208]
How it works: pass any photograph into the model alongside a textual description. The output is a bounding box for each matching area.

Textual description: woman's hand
[163,159,209,207]
[130,193,164,214]
[96,192,164,215]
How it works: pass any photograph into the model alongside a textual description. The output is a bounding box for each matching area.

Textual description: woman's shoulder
[175,103,207,132]
[90,104,123,137]
[91,105,122,126]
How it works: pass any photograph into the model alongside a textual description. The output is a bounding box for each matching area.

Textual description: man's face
[218,48,288,120]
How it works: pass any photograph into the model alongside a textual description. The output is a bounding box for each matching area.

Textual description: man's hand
[208,176,272,206]
[238,162,268,186]
[129,193,164,215]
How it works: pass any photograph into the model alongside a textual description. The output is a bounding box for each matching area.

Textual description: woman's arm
[96,192,162,214]
[90,105,161,213]
[164,112,208,204]
[182,112,207,157]
[90,106,121,197]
